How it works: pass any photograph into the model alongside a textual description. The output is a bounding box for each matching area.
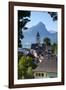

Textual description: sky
[21,11,58,48]
[26,11,57,32]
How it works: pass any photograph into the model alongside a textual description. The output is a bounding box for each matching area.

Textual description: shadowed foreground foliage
[18,11,31,48]
[18,55,37,79]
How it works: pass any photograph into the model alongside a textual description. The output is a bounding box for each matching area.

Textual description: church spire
[36,32,40,45]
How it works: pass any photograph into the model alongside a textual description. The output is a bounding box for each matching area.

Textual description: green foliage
[18,55,37,79]
[18,56,27,79]
[48,12,57,21]
[52,43,57,54]
[26,67,33,78]
[18,53,23,61]
[43,37,51,46]
[43,37,57,55]
[18,11,31,48]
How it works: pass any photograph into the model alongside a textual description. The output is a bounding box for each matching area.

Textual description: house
[18,48,30,55]
[33,55,57,78]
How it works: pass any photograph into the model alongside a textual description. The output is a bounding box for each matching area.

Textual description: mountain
[22,22,57,48]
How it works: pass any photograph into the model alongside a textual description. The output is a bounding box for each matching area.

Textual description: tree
[48,12,57,21]
[18,55,37,79]
[52,43,57,54]
[18,11,31,48]
[26,67,33,78]
[43,37,51,46]
[43,37,51,52]
[18,55,27,79]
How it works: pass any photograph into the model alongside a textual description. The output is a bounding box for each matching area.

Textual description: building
[36,32,40,45]
[18,48,30,55]
[33,56,57,78]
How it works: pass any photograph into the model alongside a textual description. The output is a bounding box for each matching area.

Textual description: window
[36,73,45,77]
[36,73,38,76]
[39,73,40,76]
[42,73,44,77]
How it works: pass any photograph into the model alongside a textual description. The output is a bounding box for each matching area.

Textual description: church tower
[36,32,40,46]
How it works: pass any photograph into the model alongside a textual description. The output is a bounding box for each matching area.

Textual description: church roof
[33,57,57,73]
[31,43,38,49]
